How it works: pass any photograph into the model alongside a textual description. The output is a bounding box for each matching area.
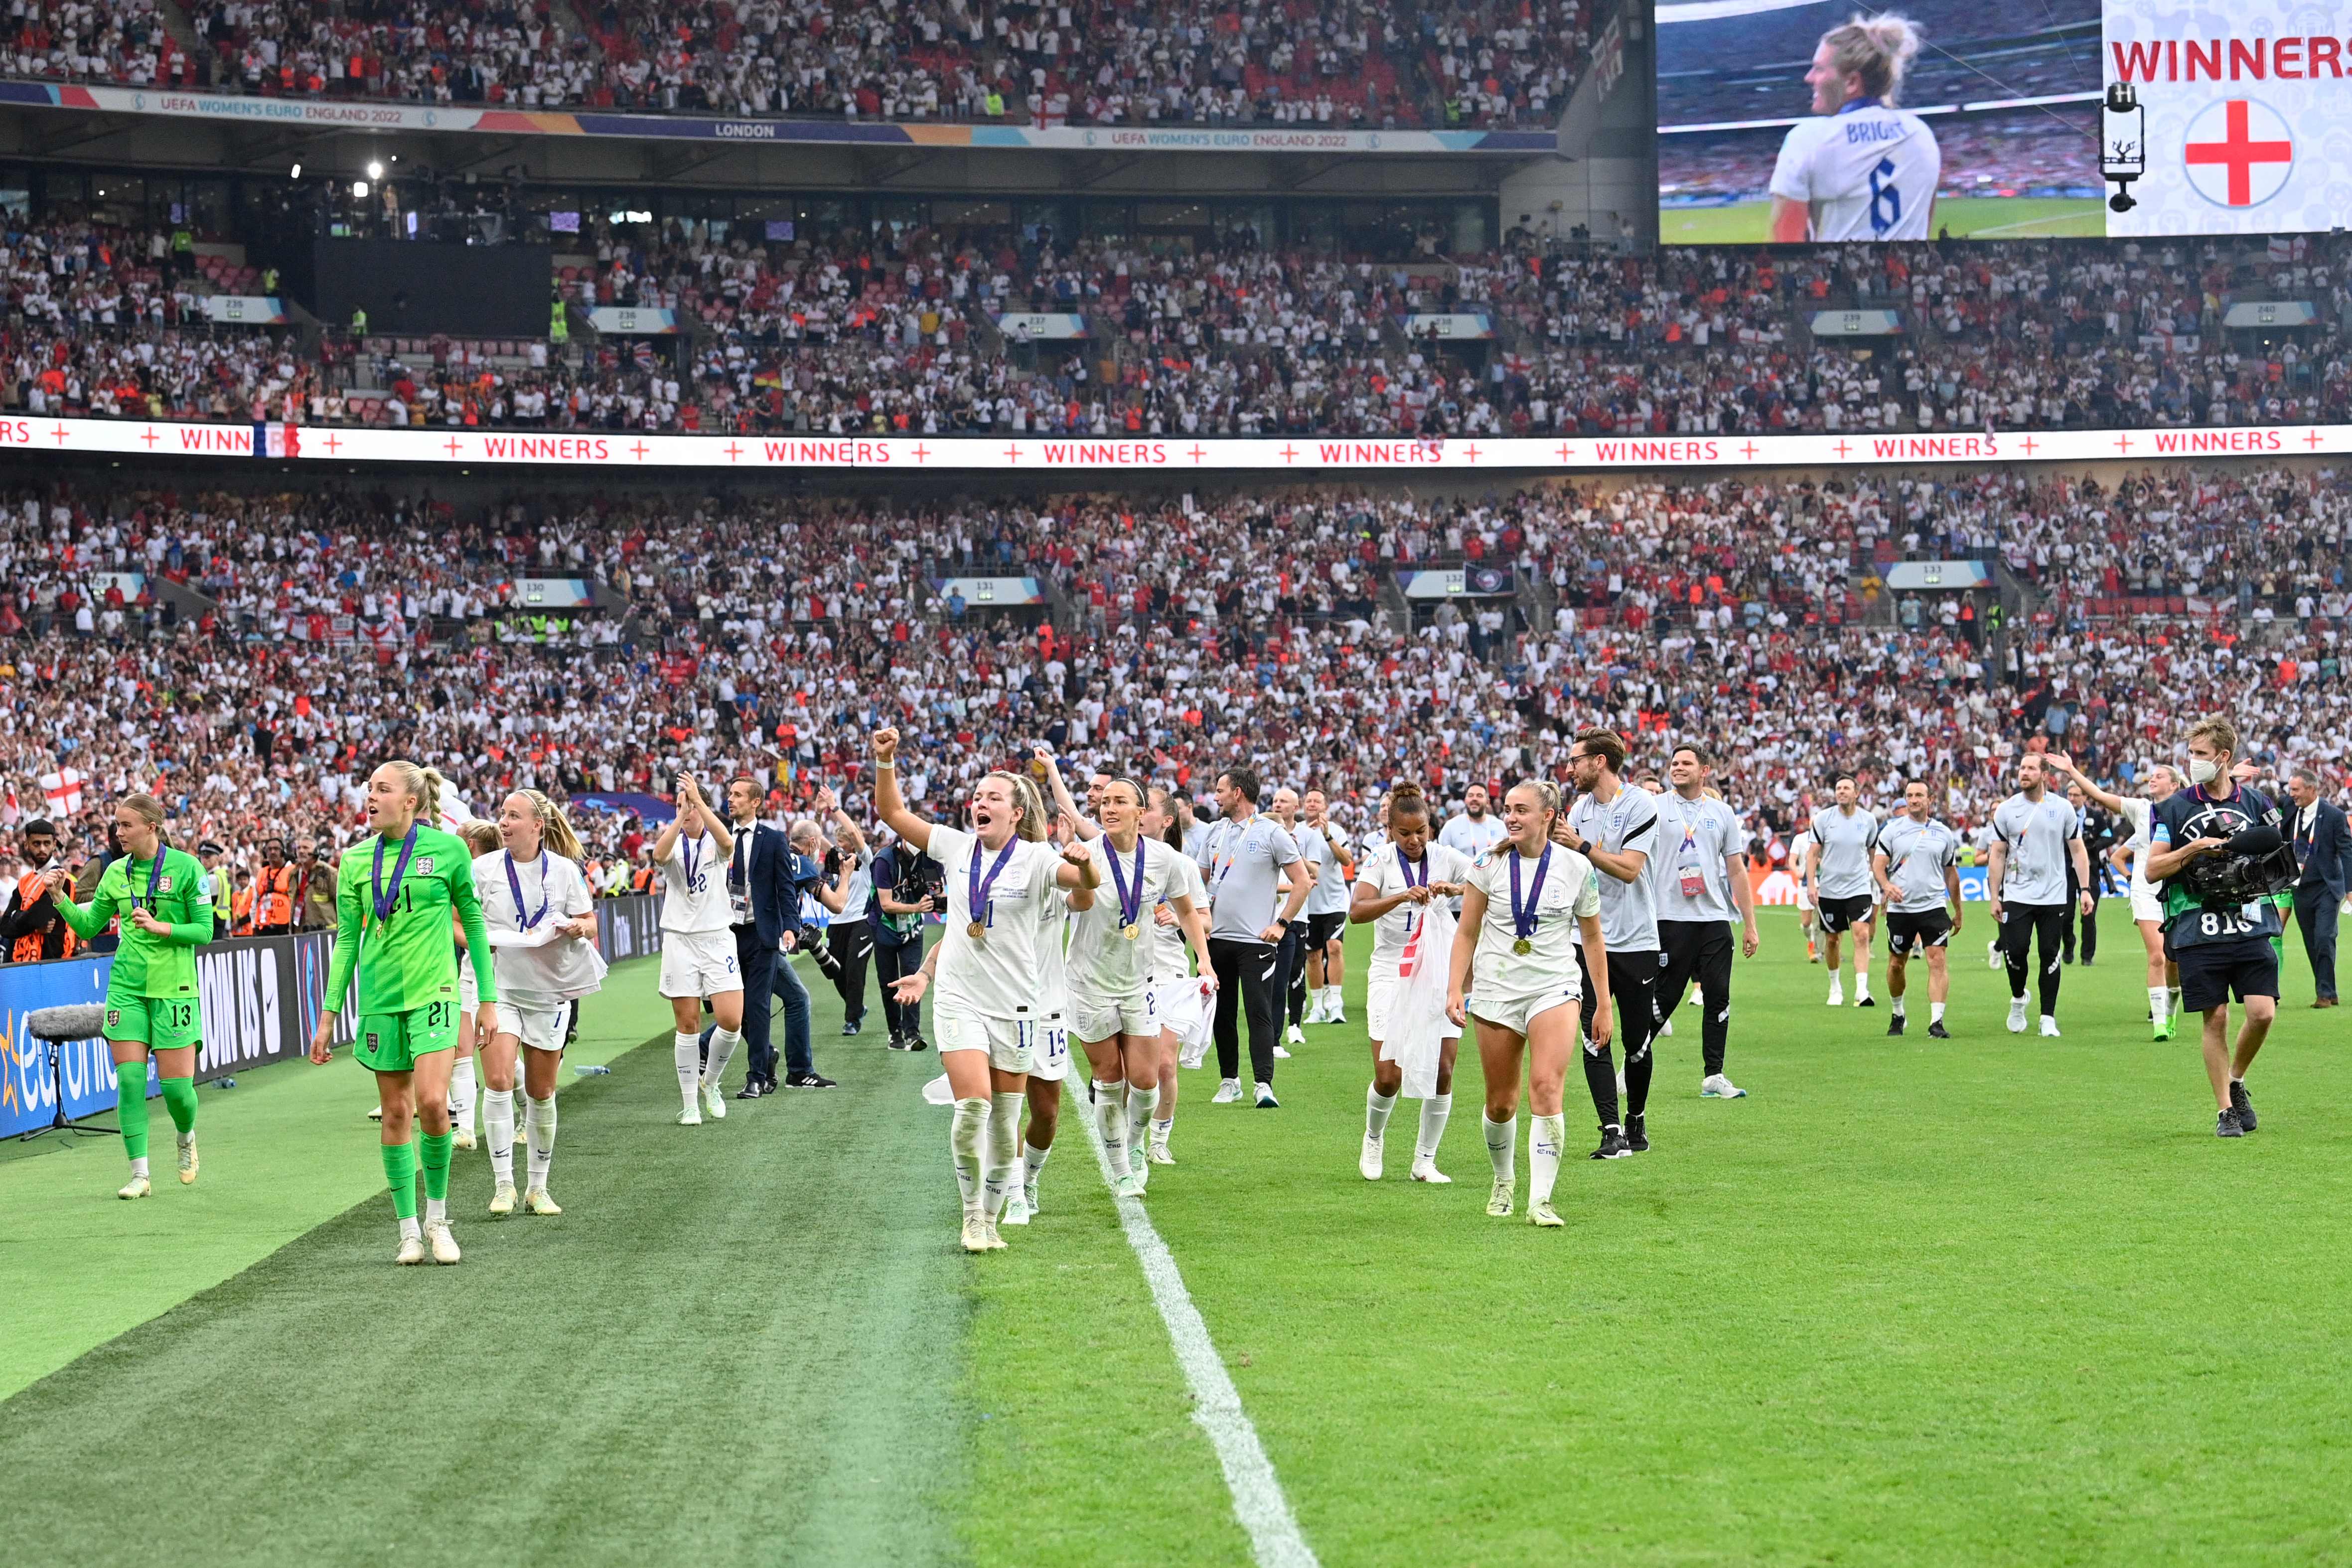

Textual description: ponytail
[380,759,445,826]
[514,788,586,862]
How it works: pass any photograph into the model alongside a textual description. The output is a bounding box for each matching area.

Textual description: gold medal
[1511,936,1533,956]
[967,920,986,939]
[1122,923,1140,941]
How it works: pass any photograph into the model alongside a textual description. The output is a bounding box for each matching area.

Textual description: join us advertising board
[1657,0,2349,240]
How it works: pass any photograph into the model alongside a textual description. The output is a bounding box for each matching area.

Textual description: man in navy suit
[2287,767,2352,1007]
[721,775,796,1093]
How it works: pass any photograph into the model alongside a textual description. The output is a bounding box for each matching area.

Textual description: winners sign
[2107,0,2352,233]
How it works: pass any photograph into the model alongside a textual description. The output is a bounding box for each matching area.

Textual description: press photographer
[2142,717,2300,1139]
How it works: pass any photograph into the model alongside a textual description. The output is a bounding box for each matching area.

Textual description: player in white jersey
[473,790,606,1217]
[654,774,745,1129]
[1870,780,1961,1041]
[1768,13,1939,243]
[1140,785,1214,1163]
[1001,790,1085,1226]
[1445,780,1608,1230]
[871,726,1101,1254]
[1057,777,1216,1199]
[1350,784,1472,1183]
[449,820,505,1149]
[2045,754,2184,1040]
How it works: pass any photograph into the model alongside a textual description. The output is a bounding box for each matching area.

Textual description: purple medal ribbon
[1400,850,1428,934]
[132,852,165,913]
[968,836,1019,931]
[1107,837,1148,932]
[371,825,420,925]
[681,834,703,887]
[1508,844,1552,943]
[505,848,550,930]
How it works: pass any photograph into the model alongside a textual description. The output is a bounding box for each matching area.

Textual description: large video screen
[1656,0,2105,242]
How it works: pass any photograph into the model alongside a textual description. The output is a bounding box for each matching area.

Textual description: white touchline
[1070,1087,1320,1568]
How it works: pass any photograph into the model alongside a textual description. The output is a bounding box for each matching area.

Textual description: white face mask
[2188,757,2221,785]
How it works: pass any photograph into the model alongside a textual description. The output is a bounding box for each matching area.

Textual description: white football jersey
[1770,103,1940,241]
[657,830,733,933]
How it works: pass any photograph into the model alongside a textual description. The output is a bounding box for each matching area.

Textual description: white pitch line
[1070,1090,1320,1568]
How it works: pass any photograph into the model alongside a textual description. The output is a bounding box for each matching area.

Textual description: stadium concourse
[8,207,2351,435]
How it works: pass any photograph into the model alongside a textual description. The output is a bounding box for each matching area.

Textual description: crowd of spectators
[11,211,2348,436]
[4,460,2350,903]
[6,0,1596,128]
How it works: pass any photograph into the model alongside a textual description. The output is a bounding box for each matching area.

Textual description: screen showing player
[1656,0,2105,243]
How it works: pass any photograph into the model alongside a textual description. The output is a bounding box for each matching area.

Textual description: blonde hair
[1820,12,1921,105]
[509,789,586,862]
[1507,778,1566,837]
[118,793,168,835]
[459,820,503,856]
[378,759,446,827]
[1007,773,1051,843]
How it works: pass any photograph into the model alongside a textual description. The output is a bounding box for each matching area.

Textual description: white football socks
[1418,1093,1452,1161]
[129,1155,149,1180]
[704,1026,741,1089]
[425,1196,447,1225]
[1482,1112,1516,1183]
[983,1092,1023,1220]
[524,1095,557,1190]
[1930,1001,1946,1023]
[449,1052,477,1134]
[950,1097,987,1212]
[2150,985,2170,1022]
[1529,1113,1565,1206]
[1125,1083,1160,1154]
[484,1089,516,1183]
[1365,1084,1397,1140]
[1891,995,1907,1017]
[1093,1078,1130,1177]
[1024,1139,1052,1186]
[673,1030,700,1112]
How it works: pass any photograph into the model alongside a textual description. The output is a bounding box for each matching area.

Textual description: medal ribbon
[505,849,550,930]
[681,833,703,887]
[371,825,420,925]
[1400,850,1428,935]
[968,835,1019,931]
[1108,837,1148,929]
[1508,845,1552,943]
[131,853,165,913]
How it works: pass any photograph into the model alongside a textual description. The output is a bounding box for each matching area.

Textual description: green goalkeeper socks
[381,1138,419,1221]
[160,1076,197,1136]
[418,1130,452,1204]
[116,1062,149,1160]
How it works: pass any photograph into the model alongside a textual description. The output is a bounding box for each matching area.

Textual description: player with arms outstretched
[1768,13,1939,243]
[308,762,498,1266]
[49,794,214,1199]
[656,773,745,1127]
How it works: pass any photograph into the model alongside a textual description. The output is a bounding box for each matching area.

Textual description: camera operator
[292,837,340,932]
[870,826,938,1051]
[2142,717,2294,1139]
[2,819,77,962]
[812,788,875,1035]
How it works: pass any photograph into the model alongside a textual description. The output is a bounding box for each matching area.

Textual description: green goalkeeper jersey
[55,846,212,998]
[324,824,496,1015]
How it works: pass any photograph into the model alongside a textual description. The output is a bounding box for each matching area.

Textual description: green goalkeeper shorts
[105,995,201,1054]
[353,1000,461,1074]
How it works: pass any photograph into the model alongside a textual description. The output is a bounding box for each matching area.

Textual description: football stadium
[4,1,2352,1564]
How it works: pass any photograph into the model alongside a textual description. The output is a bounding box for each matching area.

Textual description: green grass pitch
[7,907,2352,1566]
[1660,196,2108,244]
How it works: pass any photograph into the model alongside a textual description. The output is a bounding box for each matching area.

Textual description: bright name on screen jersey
[1770,100,1940,241]
[327,825,496,1014]
[927,824,1065,1020]
[658,830,734,934]
[1359,841,1473,971]
[1068,833,1184,1000]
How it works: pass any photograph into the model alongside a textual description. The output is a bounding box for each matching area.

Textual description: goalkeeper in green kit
[48,794,214,1199]
[308,761,498,1266]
